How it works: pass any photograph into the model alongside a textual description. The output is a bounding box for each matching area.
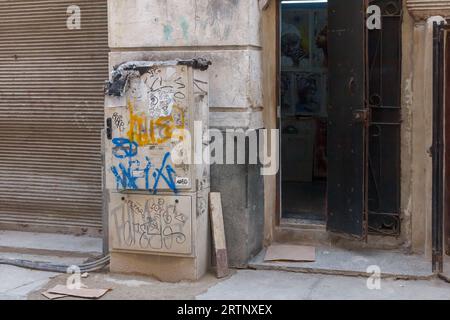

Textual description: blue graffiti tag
[111,138,177,194]
[151,152,177,194]
[112,138,138,159]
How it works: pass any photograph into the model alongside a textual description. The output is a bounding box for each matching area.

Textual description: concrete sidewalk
[1,231,450,300]
[3,268,446,300]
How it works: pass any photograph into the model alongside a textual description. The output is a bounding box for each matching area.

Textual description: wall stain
[207,0,239,23]
[206,0,239,40]
[180,17,189,41]
[163,24,173,41]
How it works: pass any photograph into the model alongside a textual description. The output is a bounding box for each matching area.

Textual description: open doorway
[280,0,328,224]
[278,0,402,237]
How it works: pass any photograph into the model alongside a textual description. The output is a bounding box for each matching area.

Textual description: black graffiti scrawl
[111,195,192,255]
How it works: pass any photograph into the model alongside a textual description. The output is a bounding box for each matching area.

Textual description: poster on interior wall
[311,10,328,69]
[281,72,295,115]
[319,73,328,117]
[281,10,310,69]
[314,118,327,178]
[293,72,326,116]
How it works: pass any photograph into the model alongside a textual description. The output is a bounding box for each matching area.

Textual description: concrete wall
[261,0,278,246]
[402,0,450,255]
[210,142,264,268]
[108,0,265,267]
[407,12,448,256]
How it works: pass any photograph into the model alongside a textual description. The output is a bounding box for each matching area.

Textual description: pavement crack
[305,277,322,300]
[5,276,50,295]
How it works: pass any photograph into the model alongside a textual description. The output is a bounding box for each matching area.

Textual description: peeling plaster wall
[109,0,260,48]
[407,0,450,20]
[400,2,415,252]
[407,14,447,256]
[107,0,265,267]
[108,0,263,129]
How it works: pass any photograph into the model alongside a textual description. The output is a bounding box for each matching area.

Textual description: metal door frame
[432,21,448,273]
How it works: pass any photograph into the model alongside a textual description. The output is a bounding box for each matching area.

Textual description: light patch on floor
[103,277,155,288]
[198,270,450,300]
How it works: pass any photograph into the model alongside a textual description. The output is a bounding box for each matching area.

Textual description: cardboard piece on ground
[209,192,229,278]
[264,245,316,262]
[47,285,111,299]
[41,291,68,300]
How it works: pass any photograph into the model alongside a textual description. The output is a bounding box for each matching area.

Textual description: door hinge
[277,105,281,118]
[433,252,444,273]
[353,109,371,125]
[428,146,434,158]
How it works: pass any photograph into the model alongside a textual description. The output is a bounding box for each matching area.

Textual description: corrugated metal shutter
[0,0,108,235]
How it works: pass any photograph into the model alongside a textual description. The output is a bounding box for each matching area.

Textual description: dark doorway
[280,0,328,224]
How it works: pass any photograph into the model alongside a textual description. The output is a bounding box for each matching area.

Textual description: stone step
[0,230,103,259]
[249,246,434,280]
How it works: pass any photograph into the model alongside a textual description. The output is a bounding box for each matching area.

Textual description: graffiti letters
[112,197,189,251]
[111,138,178,194]
[127,102,186,147]
[112,112,125,132]
[109,66,191,193]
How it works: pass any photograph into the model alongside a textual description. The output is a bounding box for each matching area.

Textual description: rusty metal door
[327,0,369,238]
[367,0,402,236]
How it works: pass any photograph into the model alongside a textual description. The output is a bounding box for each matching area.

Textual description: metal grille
[0,0,108,235]
[367,0,402,235]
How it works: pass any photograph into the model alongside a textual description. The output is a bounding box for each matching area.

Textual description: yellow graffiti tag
[127,101,185,146]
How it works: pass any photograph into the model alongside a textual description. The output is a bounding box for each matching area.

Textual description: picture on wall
[294,72,325,116]
[312,10,328,68]
[281,72,295,115]
[314,118,328,178]
[281,10,310,68]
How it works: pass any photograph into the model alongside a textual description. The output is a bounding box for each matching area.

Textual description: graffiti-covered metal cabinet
[104,59,211,281]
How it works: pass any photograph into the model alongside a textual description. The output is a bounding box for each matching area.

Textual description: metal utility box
[104,59,210,281]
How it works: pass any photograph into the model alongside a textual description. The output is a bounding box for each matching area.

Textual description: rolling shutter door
[0,0,108,235]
